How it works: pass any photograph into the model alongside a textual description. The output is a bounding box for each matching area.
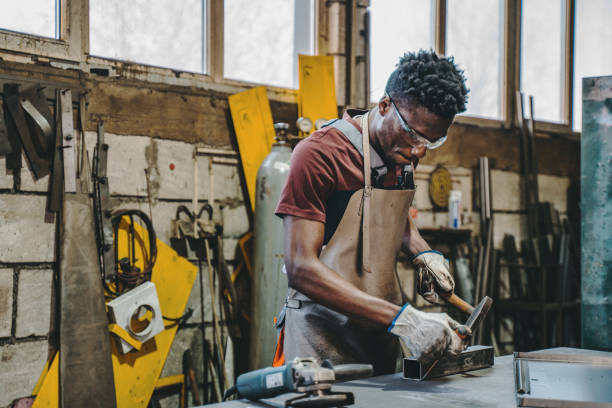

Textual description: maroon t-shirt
[275,110,397,243]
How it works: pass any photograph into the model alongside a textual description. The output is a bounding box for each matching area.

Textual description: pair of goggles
[388,95,447,150]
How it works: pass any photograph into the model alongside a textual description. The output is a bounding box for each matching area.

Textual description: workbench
[204,348,611,408]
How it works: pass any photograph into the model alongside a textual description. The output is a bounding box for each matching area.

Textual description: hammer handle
[441,292,475,315]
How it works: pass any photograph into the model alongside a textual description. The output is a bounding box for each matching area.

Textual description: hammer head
[465,296,493,333]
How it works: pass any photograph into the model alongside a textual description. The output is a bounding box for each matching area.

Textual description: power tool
[223,357,373,407]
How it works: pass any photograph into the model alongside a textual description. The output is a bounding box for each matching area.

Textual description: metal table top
[205,348,610,408]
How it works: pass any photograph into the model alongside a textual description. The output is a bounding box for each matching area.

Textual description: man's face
[375,96,453,168]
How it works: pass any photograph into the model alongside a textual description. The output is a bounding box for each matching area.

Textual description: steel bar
[403,345,494,380]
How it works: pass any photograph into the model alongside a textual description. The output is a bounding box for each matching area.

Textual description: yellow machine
[32,217,197,407]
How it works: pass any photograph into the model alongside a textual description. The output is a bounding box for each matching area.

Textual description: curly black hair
[385,49,469,118]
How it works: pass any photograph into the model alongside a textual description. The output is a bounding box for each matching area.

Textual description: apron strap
[360,113,372,273]
[322,118,387,183]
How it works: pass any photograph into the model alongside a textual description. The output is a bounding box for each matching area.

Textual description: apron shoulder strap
[322,119,387,182]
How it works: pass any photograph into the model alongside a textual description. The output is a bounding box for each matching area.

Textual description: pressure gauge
[296,117,313,133]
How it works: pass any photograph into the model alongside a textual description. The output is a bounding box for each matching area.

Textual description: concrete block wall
[0,156,56,407]
[0,132,249,406]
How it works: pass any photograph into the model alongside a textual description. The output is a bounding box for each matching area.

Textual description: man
[275,50,470,374]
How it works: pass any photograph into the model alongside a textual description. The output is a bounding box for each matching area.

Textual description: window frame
[0,0,85,62]
[400,0,578,134]
[0,0,320,103]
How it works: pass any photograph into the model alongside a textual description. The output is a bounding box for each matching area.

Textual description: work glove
[388,304,469,363]
[412,250,454,305]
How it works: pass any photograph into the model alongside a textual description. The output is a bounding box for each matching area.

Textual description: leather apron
[283,113,415,375]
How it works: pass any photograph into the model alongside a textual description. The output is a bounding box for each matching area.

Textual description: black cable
[110,209,158,288]
[222,385,238,401]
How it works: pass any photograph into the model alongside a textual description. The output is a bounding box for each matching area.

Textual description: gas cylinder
[249,123,292,370]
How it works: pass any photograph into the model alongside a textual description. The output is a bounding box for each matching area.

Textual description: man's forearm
[286,256,401,327]
[401,216,430,256]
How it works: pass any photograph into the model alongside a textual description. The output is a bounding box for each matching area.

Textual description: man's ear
[378,95,390,116]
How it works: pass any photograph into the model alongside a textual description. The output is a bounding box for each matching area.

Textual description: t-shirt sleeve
[275,138,335,223]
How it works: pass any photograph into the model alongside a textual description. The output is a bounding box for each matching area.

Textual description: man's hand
[412,250,454,304]
[388,304,469,363]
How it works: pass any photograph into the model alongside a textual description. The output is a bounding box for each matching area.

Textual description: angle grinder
[223,357,373,407]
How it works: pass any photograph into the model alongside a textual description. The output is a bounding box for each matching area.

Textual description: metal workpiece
[581,75,612,351]
[249,124,293,370]
[403,345,494,381]
[513,349,612,407]
[106,281,165,354]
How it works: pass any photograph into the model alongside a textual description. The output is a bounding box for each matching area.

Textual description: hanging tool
[223,358,372,407]
[93,122,117,279]
[58,90,76,193]
[3,84,52,178]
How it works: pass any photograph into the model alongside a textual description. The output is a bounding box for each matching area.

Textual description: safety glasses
[387,95,447,150]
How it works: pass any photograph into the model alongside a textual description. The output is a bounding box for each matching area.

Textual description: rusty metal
[59,168,117,407]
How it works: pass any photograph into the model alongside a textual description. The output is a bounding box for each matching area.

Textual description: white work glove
[388,304,469,363]
[412,250,455,305]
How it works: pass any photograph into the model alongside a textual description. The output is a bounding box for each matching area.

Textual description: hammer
[441,292,475,315]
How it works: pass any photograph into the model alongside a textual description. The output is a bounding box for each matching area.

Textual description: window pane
[224,0,315,89]
[0,0,58,39]
[369,0,433,103]
[574,0,612,131]
[446,0,503,119]
[90,0,204,73]
[520,0,563,122]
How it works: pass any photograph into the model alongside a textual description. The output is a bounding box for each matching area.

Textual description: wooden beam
[562,0,575,127]
[208,0,223,81]
[435,0,447,55]
[503,0,521,128]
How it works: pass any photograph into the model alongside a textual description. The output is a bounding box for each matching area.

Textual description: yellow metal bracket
[109,323,143,351]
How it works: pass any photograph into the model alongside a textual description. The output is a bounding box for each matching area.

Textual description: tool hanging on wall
[2,84,54,179]
[93,121,117,279]
[169,203,241,402]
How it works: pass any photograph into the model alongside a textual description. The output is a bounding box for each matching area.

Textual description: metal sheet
[228,86,276,212]
[4,85,50,178]
[298,55,338,136]
[513,351,612,407]
[581,75,612,351]
[59,184,117,407]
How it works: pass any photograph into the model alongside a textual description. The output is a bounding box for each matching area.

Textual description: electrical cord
[110,209,158,288]
[222,385,238,401]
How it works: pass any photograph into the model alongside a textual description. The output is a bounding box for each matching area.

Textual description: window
[368,0,434,103]
[520,0,564,123]
[224,0,315,89]
[0,0,59,39]
[446,0,504,119]
[573,0,612,131]
[89,0,205,73]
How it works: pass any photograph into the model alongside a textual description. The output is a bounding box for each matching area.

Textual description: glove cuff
[387,303,411,333]
[410,250,443,263]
